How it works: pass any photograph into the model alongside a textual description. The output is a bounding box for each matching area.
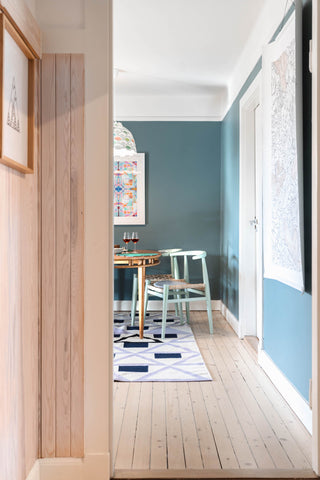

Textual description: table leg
[138,266,146,339]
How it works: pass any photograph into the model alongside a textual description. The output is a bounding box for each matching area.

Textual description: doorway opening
[239,73,263,352]
[111,2,315,479]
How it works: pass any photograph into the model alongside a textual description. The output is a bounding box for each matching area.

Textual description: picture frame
[262,5,304,292]
[114,153,145,225]
[0,15,36,174]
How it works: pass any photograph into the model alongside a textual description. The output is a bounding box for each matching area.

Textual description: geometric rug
[113,312,212,382]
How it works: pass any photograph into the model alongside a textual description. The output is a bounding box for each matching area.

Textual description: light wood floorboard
[113,311,313,477]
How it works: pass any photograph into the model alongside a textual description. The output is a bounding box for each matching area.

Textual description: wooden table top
[114,249,162,268]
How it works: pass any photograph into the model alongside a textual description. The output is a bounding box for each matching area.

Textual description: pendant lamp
[113,121,137,156]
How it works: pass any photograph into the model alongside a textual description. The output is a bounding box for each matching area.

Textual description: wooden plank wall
[41,53,84,458]
[0,61,40,480]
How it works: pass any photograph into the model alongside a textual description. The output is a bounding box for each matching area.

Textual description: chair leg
[162,285,169,339]
[144,279,150,322]
[205,288,213,334]
[176,291,184,324]
[185,290,190,324]
[131,273,138,326]
[173,291,179,316]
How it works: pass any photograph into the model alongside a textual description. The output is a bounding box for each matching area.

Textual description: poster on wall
[114,153,145,225]
[0,17,35,174]
[262,5,304,292]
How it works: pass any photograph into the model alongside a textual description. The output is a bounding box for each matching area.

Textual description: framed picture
[0,15,35,174]
[262,5,304,292]
[114,153,145,225]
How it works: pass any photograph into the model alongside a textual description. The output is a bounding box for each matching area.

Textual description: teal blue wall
[114,122,221,301]
[220,0,312,400]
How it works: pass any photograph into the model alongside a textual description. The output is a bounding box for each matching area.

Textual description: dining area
[112,121,218,381]
[114,241,213,339]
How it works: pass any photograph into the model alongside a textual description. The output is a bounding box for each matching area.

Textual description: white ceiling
[114,0,266,97]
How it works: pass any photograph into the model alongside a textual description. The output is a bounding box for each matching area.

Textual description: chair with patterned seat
[144,250,213,339]
[130,248,182,325]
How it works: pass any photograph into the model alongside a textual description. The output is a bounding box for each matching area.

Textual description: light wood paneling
[70,54,85,457]
[41,53,84,458]
[0,60,40,480]
[55,53,72,457]
[113,311,312,477]
[0,0,41,58]
[41,53,56,458]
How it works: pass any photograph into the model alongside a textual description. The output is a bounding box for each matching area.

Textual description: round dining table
[114,250,162,338]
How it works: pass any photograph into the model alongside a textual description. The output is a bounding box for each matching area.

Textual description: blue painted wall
[114,122,221,301]
[220,0,312,400]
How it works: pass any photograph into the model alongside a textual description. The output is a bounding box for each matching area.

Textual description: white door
[254,103,263,343]
[239,74,263,344]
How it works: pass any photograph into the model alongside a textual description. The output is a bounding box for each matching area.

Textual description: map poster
[262,7,304,292]
[113,153,145,225]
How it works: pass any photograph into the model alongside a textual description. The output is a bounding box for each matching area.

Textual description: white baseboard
[220,302,240,336]
[218,303,312,433]
[258,350,312,434]
[39,453,110,480]
[26,461,40,480]
[114,299,221,312]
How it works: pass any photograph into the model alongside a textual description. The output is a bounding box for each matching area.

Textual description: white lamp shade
[113,121,137,156]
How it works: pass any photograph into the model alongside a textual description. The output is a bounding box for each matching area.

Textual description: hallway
[113,311,313,478]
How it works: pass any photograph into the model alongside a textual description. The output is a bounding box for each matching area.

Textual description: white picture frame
[114,153,145,225]
[262,6,304,292]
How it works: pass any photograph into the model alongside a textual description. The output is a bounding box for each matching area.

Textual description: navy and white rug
[113,313,212,382]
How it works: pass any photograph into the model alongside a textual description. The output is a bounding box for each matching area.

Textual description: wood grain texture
[55,54,71,457]
[41,54,56,458]
[70,54,84,457]
[41,53,84,458]
[0,49,40,480]
[0,0,41,58]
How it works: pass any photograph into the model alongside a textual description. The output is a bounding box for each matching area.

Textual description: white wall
[24,0,36,17]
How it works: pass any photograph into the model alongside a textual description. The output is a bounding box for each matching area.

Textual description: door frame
[239,72,263,346]
[104,2,320,478]
[312,0,320,473]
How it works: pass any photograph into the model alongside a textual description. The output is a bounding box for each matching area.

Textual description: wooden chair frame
[145,250,213,339]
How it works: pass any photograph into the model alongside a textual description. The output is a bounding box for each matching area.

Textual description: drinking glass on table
[131,232,139,252]
[123,232,131,251]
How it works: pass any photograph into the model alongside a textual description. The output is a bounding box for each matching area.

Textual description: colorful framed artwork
[0,15,36,174]
[114,153,145,225]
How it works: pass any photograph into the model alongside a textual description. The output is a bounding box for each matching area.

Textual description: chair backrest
[170,250,209,285]
[158,248,182,276]
[159,248,182,256]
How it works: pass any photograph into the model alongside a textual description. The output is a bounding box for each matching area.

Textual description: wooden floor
[113,311,314,478]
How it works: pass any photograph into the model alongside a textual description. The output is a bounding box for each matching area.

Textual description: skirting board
[258,350,312,434]
[114,299,221,312]
[38,453,110,480]
[220,302,240,336]
[26,461,40,480]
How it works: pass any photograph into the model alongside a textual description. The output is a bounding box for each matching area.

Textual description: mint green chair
[145,250,213,339]
[130,248,182,325]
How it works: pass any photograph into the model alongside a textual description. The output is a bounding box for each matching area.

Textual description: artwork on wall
[262,5,304,292]
[114,153,145,225]
[0,15,36,174]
